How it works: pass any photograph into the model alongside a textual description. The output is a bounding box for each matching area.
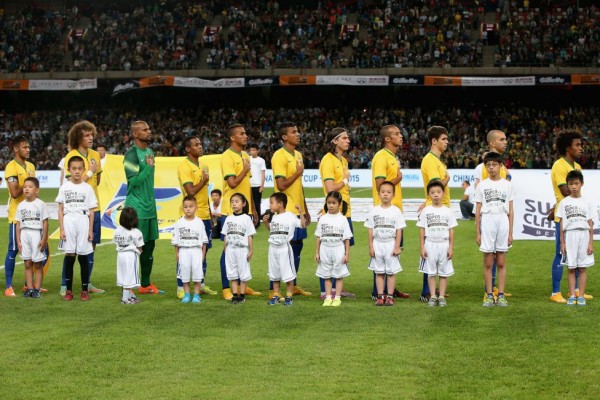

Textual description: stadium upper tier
[1,0,598,75]
[1,104,598,172]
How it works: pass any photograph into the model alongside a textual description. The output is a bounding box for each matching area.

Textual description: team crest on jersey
[101,183,182,233]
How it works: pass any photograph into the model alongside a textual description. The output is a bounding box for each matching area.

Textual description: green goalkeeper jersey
[124,145,157,219]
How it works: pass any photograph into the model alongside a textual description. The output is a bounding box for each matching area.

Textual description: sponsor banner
[0,171,61,189]
[245,76,279,86]
[390,75,423,85]
[139,76,175,88]
[512,170,600,240]
[315,75,389,86]
[279,75,317,85]
[173,77,245,88]
[28,78,97,91]
[424,76,462,86]
[461,76,535,86]
[571,75,600,85]
[0,80,30,90]
[112,80,140,96]
[536,75,571,85]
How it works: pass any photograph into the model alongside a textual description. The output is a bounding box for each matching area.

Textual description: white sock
[334,295,341,300]
[122,288,130,301]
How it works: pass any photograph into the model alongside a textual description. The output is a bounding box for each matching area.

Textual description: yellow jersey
[220,148,252,216]
[551,157,581,222]
[271,147,305,215]
[421,152,450,206]
[177,157,210,220]
[319,152,351,217]
[4,159,36,224]
[371,148,403,211]
[65,149,102,212]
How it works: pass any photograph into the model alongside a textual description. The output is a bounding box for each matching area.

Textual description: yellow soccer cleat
[493,287,512,297]
[292,286,312,296]
[245,287,262,296]
[549,293,567,304]
[176,287,185,299]
[222,288,233,300]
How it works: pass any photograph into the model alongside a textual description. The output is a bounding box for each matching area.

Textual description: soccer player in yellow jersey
[419,126,450,301]
[370,125,409,299]
[60,121,105,295]
[549,130,590,303]
[4,136,36,297]
[176,136,217,298]
[219,124,260,300]
[270,122,312,298]
[319,128,355,299]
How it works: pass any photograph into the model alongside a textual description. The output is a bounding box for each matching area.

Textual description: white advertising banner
[460,76,536,86]
[172,77,245,88]
[315,75,389,86]
[0,170,61,189]
[28,78,97,91]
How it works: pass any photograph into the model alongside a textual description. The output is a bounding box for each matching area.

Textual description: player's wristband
[343,178,349,186]
[86,171,93,178]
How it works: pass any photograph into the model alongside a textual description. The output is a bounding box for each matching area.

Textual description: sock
[334,295,341,300]
[421,273,430,296]
[140,240,155,287]
[320,278,326,293]
[122,288,130,301]
[286,291,292,297]
[371,272,377,297]
[4,249,17,288]
[88,251,95,282]
[61,257,67,286]
[78,255,90,291]
[65,256,76,291]
[326,295,332,300]
[219,250,229,289]
[487,293,494,298]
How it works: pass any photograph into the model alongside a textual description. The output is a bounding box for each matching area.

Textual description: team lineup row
[4,122,593,306]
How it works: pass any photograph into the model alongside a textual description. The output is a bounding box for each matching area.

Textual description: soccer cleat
[420,294,430,302]
[181,294,191,304]
[322,298,333,307]
[121,298,134,305]
[339,290,355,298]
[237,296,246,304]
[570,290,593,300]
[64,290,74,301]
[200,285,217,295]
[375,296,385,306]
[222,288,233,300]
[245,287,261,296]
[138,284,164,295]
[80,291,89,301]
[129,296,141,304]
[4,287,16,297]
[88,285,106,294]
[31,289,41,299]
[176,287,185,299]
[283,297,293,306]
[438,297,447,307]
[566,296,576,306]
[231,295,239,304]
[384,296,395,306]
[331,298,342,307]
[549,293,567,304]
[192,294,202,303]
[393,289,410,299]
[493,287,512,297]
[292,286,312,296]
[496,296,508,307]
[23,288,33,298]
[577,297,587,306]
[482,297,495,307]
[149,284,165,294]
[268,296,281,305]
[428,296,437,307]
[59,286,67,297]
[38,287,48,293]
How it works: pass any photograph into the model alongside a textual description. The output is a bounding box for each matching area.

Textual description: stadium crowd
[1,0,598,72]
[1,104,598,172]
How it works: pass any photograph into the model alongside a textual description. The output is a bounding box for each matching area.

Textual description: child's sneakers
[322,298,333,307]
[374,296,385,306]
[482,295,495,307]
[200,285,217,295]
[577,296,587,306]
[283,296,293,306]
[181,294,191,303]
[231,295,239,304]
[566,296,577,306]
[428,296,438,307]
[331,298,342,307]
[80,291,89,301]
[496,295,508,307]
[192,294,202,303]
[23,288,33,298]
[438,297,447,307]
[384,296,395,307]
[64,290,74,301]
[268,295,281,305]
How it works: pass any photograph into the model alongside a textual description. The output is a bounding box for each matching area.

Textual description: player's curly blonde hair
[68,120,97,150]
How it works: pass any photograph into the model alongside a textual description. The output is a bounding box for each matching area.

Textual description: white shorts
[316,244,350,279]
[368,240,402,275]
[419,240,454,277]
[563,230,594,269]
[479,214,509,253]
[177,247,204,283]
[116,252,140,289]
[59,215,93,255]
[20,229,46,263]
[268,244,296,283]
[226,246,252,282]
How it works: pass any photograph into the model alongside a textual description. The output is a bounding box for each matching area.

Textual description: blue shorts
[203,219,213,249]
[7,223,17,252]
[92,211,101,244]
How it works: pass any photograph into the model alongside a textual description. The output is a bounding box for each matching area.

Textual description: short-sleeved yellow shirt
[551,157,581,222]
[319,152,351,217]
[371,148,403,211]
[177,157,210,220]
[4,159,35,223]
[220,148,252,216]
[421,152,450,206]
[271,147,305,215]
[65,149,102,212]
